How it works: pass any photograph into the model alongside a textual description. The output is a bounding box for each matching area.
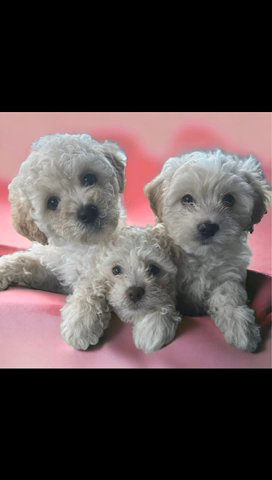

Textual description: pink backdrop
[0,112,271,368]
[0,112,271,180]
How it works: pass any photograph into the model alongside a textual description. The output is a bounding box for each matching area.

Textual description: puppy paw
[133,310,181,354]
[224,307,261,353]
[0,277,10,291]
[60,300,108,350]
[60,319,102,350]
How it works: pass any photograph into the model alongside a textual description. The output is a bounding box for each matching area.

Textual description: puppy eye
[182,194,195,204]
[147,264,161,276]
[222,194,235,207]
[80,173,97,187]
[47,196,60,210]
[112,265,122,276]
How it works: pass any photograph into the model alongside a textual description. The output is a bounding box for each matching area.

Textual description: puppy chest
[177,264,217,312]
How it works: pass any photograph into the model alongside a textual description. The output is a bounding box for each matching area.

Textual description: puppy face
[103,226,178,323]
[9,134,127,244]
[145,150,271,254]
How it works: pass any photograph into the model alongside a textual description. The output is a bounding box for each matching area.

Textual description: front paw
[133,311,181,354]
[0,277,10,291]
[224,307,261,353]
[60,319,101,350]
[60,301,107,350]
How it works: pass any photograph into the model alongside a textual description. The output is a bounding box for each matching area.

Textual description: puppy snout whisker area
[77,204,99,225]
[126,286,145,303]
[198,222,219,238]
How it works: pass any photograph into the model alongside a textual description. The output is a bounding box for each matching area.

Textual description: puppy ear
[103,141,127,193]
[144,175,165,220]
[152,224,182,266]
[8,183,48,244]
[240,156,271,227]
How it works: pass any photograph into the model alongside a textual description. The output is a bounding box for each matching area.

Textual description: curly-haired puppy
[145,150,271,352]
[0,133,127,294]
[59,225,181,353]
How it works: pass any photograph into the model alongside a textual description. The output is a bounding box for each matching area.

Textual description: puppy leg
[60,283,111,350]
[0,251,63,293]
[208,281,261,352]
[133,306,182,354]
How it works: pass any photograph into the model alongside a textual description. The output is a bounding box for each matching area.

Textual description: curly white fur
[0,224,181,353]
[8,133,127,245]
[0,135,181,353]
[145,149,271,352]
[0,133,127,341]
[59,225,182,353]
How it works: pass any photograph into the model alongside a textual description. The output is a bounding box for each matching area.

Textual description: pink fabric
[0,270,270,368]
[0,114,271,368]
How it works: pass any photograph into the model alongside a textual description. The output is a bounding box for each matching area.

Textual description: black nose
[198,222,219,238]
[126,286,145,303]
[77,204,99,224]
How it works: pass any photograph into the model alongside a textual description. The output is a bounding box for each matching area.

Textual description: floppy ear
[144,175,165,220]
[8,182,48,244]
[103,141,127,193]
[152,223,182,266]
[240,156,271,228]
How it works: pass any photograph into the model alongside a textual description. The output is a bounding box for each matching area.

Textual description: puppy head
[8,134,127,244]
[103,225,179,324]
[145,150,271,254]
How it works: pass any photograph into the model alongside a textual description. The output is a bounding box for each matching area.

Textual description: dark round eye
[147,264,161,276]
[222,194,235,207]
[47,196,60,210]
[80,173,97,187]
[112,265,122,276]
[182,194,195,204]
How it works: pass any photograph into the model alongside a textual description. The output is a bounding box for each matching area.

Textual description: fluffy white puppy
[0,133,127,295]
[59,225,182,353]
[145,149,271,352]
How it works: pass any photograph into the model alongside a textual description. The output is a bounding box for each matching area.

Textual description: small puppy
[60,225,182,353]
[0,133,127,294]
[145,149,271,352]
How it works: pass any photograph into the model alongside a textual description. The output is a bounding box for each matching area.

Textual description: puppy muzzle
[77,204,99,225]
[197,222,219,239]
[126,286,145,304]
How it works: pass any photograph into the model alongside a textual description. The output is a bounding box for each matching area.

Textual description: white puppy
[59,225,182,353]
[0,133,127,297]
[145,150,271,352]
